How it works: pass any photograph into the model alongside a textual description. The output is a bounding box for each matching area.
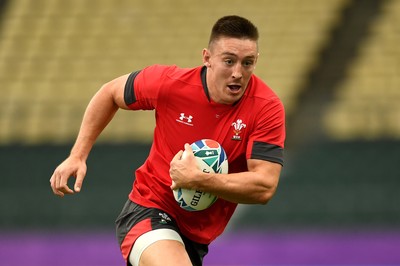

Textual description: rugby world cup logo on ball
[173,139,228,211]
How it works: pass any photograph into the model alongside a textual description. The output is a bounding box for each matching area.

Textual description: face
[202,37,259,105]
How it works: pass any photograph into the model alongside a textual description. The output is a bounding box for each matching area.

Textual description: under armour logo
[179,113,193,123]
[177,113,194,126]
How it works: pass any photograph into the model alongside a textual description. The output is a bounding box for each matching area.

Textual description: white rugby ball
[173,139,228,211]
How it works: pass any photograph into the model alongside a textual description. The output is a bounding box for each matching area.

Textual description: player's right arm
[50,74,130,197]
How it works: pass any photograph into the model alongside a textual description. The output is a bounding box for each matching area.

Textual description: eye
[243,60,255,67]
[224,59,234,66]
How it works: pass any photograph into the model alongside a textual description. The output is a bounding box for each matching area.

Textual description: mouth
[227,84,242,92]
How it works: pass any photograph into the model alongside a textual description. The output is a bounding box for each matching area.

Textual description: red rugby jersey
[124,65,285,244]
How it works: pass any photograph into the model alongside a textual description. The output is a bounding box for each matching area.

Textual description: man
[50,15,285,266]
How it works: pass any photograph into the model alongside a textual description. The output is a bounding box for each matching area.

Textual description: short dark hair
[208,15,259,47]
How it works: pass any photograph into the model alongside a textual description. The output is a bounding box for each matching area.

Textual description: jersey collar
[200,66,246,107]
[200,66,211,102]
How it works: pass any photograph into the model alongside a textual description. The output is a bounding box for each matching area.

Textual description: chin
[224,95,242,105]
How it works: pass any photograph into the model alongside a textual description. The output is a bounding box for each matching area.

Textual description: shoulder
[142,65,202,80]
[246,74,284,110]
[248,75,280,99]
[165,65,203,85]
[135,65,203,91]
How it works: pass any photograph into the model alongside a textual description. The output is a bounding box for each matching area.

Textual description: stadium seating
[323,0,400,140]
[0,0,347,144]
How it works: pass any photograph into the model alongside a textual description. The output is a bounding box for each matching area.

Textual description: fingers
[184,143,193,153]
[170,144,194,191]
[170,150,183,190]
[50,162,86,197]
[170,180,177,190]
[182,144,194,160]
[172,149,184,162]
[50,172,64,197]
[51,170,75,197]
[74,167,86,193]
[60,173,75,195]
[171,144,192,163]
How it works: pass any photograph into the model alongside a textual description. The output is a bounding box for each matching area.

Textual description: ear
[202,48,211,67]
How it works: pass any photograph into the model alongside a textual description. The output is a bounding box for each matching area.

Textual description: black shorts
[115,199,208,266]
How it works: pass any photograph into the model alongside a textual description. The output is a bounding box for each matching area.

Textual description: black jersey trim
[200,66,211,101]
[124,70,141,106]
[251,141,284,166]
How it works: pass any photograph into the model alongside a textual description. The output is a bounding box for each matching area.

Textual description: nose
[232,63,243,79]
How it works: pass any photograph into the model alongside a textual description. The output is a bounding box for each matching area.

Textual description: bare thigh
[139,239,192,266]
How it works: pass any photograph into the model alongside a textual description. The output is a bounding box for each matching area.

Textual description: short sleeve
[123,65,172,110]
[247,98,286,165]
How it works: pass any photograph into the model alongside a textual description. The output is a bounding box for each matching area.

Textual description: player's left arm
[216,160,282,204]
[170,145,281,205]
[207,158,281,204]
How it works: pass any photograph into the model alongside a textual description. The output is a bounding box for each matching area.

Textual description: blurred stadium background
[0,0,399,265]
